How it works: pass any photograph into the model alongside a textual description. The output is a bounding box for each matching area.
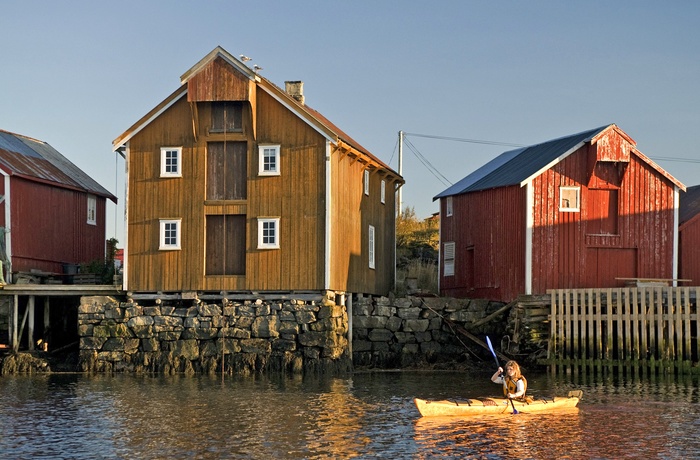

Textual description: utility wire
[403,132,525,148]
[403,137,453,187]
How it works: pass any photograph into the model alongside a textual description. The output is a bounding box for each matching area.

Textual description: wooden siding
[246,89,325,291]
[125,54,398,295]
[441,130,678,303]
[680,214,700,284]
[187,56,253,102]
[10,178,107,273]
[439,185,526,300]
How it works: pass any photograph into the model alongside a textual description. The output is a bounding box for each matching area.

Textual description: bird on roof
[254,65,263,73]
[240,54,251,62]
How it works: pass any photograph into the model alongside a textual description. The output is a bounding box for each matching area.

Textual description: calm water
[1,369,699,459]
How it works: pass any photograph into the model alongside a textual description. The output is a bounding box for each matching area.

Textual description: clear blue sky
[2,1,699,245]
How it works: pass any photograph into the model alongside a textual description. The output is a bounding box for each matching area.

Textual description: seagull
[239,55,252,62]
[253,65,263,73]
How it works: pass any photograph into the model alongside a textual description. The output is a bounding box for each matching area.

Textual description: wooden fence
[546,287,700,375]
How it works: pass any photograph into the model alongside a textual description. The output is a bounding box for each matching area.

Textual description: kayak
[414,391,582,417]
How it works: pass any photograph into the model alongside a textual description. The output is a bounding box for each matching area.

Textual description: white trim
[380,179,386,204]
[258,144,281,176]
[87,194,97,225]
[257,217,280,249]
[559,186,580,212]
[325,141,331,290]
[443,242,455,277]
[673,187,679,286]
[525,181,534,294]
[364,170,370,196]
[159,219,181,250]
[123,143,130,290]
[112,88,188,151]
[519,141,586,187]
[160,147,182,177]
[446,196,453,217]
[368,225,376,269]
[1,171,11,278]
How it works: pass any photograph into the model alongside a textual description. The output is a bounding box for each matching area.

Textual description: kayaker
[491,360,527,401]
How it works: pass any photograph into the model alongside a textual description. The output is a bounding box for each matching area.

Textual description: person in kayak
[491,360,527,401]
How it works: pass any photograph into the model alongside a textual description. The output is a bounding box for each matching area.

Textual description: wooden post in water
[28,296,35,351]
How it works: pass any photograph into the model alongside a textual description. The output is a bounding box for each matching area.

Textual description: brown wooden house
[0,129,117,283]
[434,124,685,302]
[679,184,700,285]
[113,46,402,297]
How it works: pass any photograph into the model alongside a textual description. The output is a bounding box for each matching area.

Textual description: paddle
[486,335,518,414]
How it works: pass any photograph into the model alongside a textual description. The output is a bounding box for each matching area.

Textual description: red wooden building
[434,124,685,302]
[0,130,117,282]
[679,184,700,285]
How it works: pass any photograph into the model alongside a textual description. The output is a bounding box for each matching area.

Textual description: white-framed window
[160,147,182,177]
[258,218,280,249]
[380,180,386,204]
[364,170,370,196]
[446,196,453,217]
[368,225,376,269]
[258,144,280,176]
[159,219,181,250]
[443,242,455,276]
[559,186,580,212]
[87,194,97,225]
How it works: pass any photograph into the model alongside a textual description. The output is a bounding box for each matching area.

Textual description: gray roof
[0,130,116,202]
[434,125,611,200]
[680,184,700,224]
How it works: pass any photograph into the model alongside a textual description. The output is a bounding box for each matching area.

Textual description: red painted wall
[680,215,700,285]
[10,177,107,273]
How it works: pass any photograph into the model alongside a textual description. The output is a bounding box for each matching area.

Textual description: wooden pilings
[546,287,700,375]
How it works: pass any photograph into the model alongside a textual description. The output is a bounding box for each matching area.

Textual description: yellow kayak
[414,391,582,417]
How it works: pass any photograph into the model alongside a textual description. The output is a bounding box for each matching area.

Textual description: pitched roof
[114,46,401,181]
[679,184,700,225]
[434,124,684,200]
[0,130,117,202]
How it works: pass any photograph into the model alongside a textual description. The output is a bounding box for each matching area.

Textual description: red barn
[679,184,700,284]
[434,124,685,302]
[0,130,117,282]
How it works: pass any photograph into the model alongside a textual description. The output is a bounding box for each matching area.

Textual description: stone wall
[352,295,506,368]
[78,293,351,375]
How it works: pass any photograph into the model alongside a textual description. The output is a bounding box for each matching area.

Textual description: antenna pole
[398,130,403,216]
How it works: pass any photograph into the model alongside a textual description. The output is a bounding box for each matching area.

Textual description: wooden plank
[630,288,639,361]
[605,288,613,361]
[572,289,579,360]
[640,287,648,363]
[615,288,623,362]
[683,287,691,361]
[564,289,571,360]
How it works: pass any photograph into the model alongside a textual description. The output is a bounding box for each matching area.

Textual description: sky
[2,1,699,245]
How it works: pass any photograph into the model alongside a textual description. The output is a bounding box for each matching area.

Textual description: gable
[186,56,254,102]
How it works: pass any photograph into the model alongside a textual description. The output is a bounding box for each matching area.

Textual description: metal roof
[0,130,117,202]
[680,184,700,224]
[434,125,611,200]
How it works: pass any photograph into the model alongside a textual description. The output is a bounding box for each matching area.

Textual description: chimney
[285,81,304,105]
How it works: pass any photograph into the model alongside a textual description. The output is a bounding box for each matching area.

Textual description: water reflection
[0,371,699,458]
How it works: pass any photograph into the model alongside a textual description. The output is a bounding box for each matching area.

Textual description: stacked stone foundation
[78,293,351,375]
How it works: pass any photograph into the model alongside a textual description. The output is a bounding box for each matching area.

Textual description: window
[446,197,453,217]
[160,147,182,177]
[364,170,370,196]
[380,180,386,204]
[159,219,181,250]
[559,186,580,212]
[368,225,375,269]
[258,145,280,176]
[443,242,455,276]
[258,218,280,249]
[211,101,243,133]
[87,194,96,225]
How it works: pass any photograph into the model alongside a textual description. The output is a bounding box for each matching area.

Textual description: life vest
[502,375,528,400]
